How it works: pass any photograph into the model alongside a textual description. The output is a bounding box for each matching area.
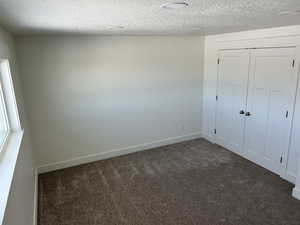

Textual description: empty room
[2,0,300,225]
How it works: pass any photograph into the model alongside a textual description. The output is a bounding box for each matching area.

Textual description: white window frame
[0,58,23,225]
[0,59,22,153]
[0,81,10,153]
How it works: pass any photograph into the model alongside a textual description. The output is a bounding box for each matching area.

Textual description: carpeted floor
[38,138,300,225]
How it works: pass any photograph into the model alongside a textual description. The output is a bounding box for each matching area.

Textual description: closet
[216,47,298,175]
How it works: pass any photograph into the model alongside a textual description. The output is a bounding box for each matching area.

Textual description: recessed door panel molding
[244,47,297,175]
[215,49,250,155]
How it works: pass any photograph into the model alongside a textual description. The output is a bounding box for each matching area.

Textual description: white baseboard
[282,171,296,184]
[33,168,38,225]
[37,132,202,174]
[293,187,300,200]
[201,132,215,144]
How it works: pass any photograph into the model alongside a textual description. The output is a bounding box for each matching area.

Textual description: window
[0,59,23,225]
[0,81,9,151]
[0,59,21,153]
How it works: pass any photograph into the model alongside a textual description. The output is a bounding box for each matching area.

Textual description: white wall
[202,25,300,184]
[16,35,204,171]
[0,27,37,225]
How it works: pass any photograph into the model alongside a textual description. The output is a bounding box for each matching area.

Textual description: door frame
[213,44,300,183]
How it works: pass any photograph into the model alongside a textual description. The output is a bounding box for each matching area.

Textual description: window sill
[0,130,24,225]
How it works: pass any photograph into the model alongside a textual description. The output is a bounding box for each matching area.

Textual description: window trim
[0,72,10,154]
[0,59,22,155]
[0,59,21,132]
[0,58,23,225]
[0,130,24,225]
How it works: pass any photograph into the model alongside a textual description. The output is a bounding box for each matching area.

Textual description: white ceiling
[0,0,300,35]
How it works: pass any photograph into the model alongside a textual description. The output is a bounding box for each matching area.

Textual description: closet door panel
[216,49,250,155]
[244,47,297,174]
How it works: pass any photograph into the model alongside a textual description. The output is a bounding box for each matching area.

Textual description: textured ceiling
[0,0,300,35]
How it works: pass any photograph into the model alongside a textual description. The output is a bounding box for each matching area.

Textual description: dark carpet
[38,138,300,225]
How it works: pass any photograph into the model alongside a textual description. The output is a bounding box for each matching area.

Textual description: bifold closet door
[244,48,297,175]
[215,49,250,155]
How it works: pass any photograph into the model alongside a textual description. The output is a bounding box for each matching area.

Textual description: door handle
[245,112,251,116]
[239,110,245,115]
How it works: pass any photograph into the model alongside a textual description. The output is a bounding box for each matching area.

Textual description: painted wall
[0,27,37,225]
[16,35,204,170]
[202,25,300,184]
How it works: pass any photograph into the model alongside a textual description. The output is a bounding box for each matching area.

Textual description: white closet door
[244,48,297,175]
[216,49,250,155]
